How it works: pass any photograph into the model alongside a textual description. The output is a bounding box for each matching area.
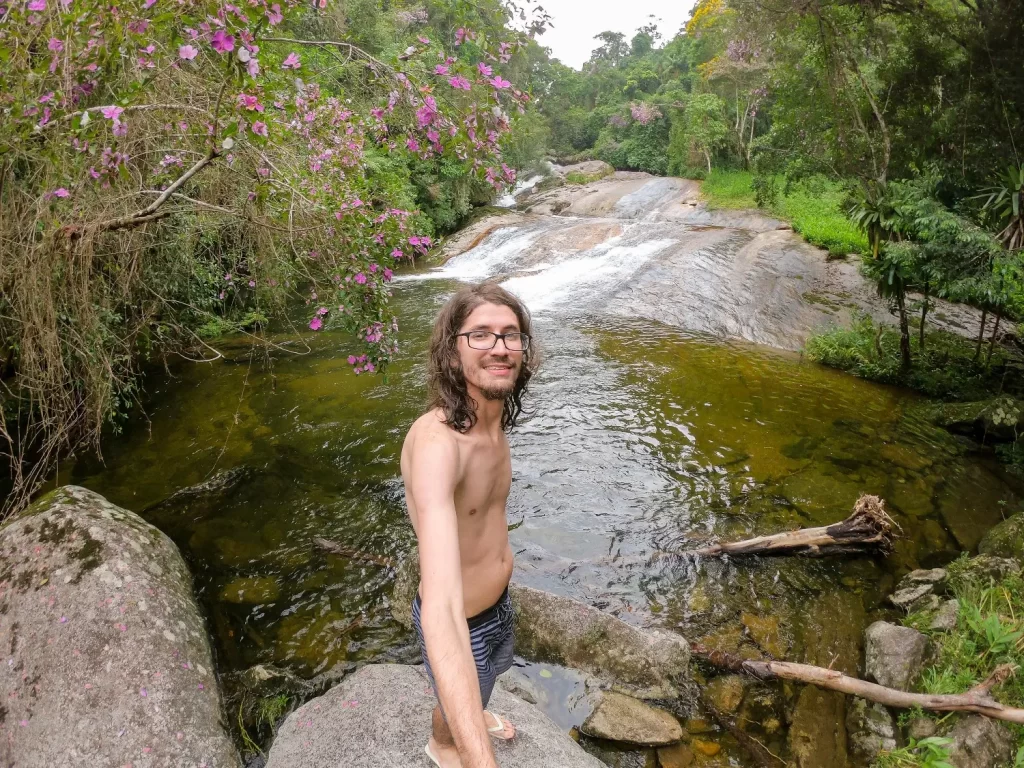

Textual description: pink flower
[309,317,323,331]
[51,187,70,198]
[383,268,393,281]
[417,36,430,44]
[477,62,492,77]
[365,362,375,373]
[282,52,300,69]
[247,58,260,77]
[354,273,367,285]
[265,3,282,24]
[391,248,403,259]
[39,91,54,103]
[248,280,256,287]
[113,120,127,137]
[101,105,123,121]
[143,0,156,7]
[347,355,356,364]
[434,64,449,75]
[406,137,419,151]
[251,121,268,137]
[178,44,198,60]
[211,30,235,54]
[28,0,45,9]
[48,37,63,52]
[350,198,362,207]
[489,76,511,89]
[317,306,328,316]
[448,75,471,91]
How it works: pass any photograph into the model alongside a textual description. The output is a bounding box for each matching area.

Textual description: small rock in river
[580,691,683,746]
[691,739,721,757]
[656,743,694,767]
[741,612,788,658]
[704,675,744,714]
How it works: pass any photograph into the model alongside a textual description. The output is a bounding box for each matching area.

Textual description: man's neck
[466,384,505,435]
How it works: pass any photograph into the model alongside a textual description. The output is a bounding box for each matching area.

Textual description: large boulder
[264,663,605,767]
[579,691,683,746]
[977,512,1024,564]
[863,621,929,691]
[392,554,690,699]
[0,486,239,767]
[945,715,1015,768]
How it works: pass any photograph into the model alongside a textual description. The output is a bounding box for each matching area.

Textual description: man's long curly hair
[427,281,537,433]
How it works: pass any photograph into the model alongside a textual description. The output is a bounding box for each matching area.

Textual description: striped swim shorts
[412,586,516,717]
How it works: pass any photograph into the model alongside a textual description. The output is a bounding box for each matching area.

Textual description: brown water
[62,250,1021,764]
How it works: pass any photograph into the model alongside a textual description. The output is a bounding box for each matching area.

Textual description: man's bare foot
[426,736,462,767]
[484,710,516,740]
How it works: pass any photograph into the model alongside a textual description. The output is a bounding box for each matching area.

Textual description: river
[61,175,1022,764]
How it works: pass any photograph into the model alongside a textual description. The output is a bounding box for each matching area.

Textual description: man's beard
[475,358,519,401]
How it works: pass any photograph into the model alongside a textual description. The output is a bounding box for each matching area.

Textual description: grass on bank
[805,315,1022,401]
[876,558,1024,767]
[699,169,869,257]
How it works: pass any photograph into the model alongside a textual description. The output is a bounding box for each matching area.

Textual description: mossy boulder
[929,396,1024,442]
[977,512,1024,564]
[0,486,239,767]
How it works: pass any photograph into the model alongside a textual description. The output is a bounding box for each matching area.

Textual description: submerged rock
[703,675,745,714]
[977,512,1024,564]
[789,686,848,768]
[945,715,1015,768]
[0,485,239,767]
[580,691,683,746]
[845,699,896,763]
[265,663,604,767]
[864,621,929,691]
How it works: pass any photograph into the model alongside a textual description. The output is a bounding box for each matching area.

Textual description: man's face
[456,302,524,401]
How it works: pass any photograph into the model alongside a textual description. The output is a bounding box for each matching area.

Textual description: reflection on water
[64,273,1021,762]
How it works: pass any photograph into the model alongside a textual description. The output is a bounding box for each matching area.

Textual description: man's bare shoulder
[403,409,460,456]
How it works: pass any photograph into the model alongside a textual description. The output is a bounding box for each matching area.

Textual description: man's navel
[468,508,478,515]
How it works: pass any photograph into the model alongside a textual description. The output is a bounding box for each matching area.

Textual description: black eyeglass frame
[455,331,532,351]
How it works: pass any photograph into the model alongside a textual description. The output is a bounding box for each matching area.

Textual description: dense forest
[2,0,1023,512]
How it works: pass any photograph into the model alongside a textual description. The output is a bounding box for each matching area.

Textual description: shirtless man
[401,282,537,768]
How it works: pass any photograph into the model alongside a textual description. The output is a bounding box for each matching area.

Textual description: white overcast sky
[533,0,699,69]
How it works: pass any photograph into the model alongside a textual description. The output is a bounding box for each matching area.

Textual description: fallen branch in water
[692,644,1024,725]
[691,495,898,557]
[314,537,396,568]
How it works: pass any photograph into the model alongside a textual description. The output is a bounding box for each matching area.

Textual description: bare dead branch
[693,645,1024,725]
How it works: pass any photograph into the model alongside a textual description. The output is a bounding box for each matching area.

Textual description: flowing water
[63,188,1023,765]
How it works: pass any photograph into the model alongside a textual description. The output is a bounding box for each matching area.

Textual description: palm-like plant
[977,165,1024,251]
[848,180,902,258]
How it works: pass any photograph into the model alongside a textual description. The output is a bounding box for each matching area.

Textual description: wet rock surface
[864,621,930,691]
[0,485,239,768]
[580,691,683,746]
[265,663,605,767]
[434,174,986,352]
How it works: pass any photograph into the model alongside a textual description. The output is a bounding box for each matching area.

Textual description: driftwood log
[693,644,1024,725]
[691,494,897,557]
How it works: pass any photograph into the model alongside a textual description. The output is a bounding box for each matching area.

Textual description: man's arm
[407,424,497,768]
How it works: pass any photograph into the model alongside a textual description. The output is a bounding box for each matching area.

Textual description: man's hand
[407,421,498,768]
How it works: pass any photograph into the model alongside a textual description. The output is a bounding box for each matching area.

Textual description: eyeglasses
[456,331,531,351]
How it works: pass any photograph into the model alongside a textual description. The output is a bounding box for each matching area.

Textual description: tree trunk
[692,646,1024,725]
[974,308,989,361]
[689,495,896,557]
[986,312,1002,364]
[919,282,929,351]
[896,290,912,370]
[704,149,712,173]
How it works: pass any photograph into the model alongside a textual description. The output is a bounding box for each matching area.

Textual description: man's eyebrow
[465,323,521,332]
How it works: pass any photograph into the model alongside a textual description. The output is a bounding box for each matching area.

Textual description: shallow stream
[63,204,1023,765]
